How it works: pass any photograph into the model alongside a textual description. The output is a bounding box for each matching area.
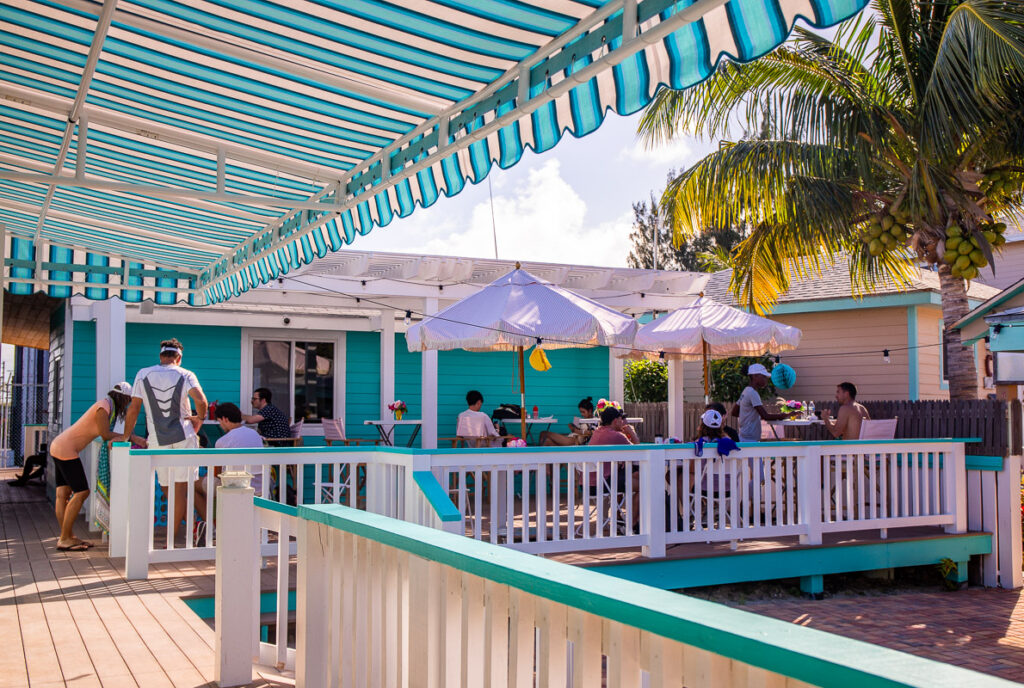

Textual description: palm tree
[639,0,1024,400]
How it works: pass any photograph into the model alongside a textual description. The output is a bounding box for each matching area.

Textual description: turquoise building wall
[72,325,609,446]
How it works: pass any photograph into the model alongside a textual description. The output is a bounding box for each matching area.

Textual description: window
[994,352,1024,384]
[252,340,335,423]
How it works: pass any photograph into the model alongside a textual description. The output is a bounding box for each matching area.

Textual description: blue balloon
[771,363,796,389]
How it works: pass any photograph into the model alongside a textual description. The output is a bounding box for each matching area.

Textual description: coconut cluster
[980,170,1022,200]
[941,222,1008,280]
[861,211,910,256]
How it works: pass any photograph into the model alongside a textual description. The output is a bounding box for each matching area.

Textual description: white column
[124,447,152,580]
[296,519,330,687]
[609,349,624,403]
[421,298,439,449]
[93,296,126,397]
[667,360,685,440]
[380,310,395,421]
[0,223,5,352]
[108,441,130,558]
[214,481,256,687]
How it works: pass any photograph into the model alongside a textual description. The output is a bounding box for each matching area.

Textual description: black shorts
[53,456,89,493]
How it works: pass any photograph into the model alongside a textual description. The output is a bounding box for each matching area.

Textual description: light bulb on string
[404,310,411,326]
[883,349,891,364]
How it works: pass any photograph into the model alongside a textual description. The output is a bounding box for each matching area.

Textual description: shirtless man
[821,381,870,439]
[48,382,140,551]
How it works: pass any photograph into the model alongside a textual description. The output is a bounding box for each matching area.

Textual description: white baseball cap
[701,409,723,428]
[111,381,132,395]
[748,363,770,377]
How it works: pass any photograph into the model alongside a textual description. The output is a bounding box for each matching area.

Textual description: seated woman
[539,397,596,446]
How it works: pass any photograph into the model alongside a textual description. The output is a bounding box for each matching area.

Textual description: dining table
[364,419,422,447]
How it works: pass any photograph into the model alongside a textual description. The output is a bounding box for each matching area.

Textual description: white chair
[859,417,898,440]
[573,463,628,537]
[323,418,383,446]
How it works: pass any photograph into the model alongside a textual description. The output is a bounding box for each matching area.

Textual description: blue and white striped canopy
[0,0,867,305]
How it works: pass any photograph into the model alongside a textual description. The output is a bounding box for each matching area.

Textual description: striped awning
[0,0,868,305]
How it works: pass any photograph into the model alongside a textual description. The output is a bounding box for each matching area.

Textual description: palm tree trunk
[937,264,978,400]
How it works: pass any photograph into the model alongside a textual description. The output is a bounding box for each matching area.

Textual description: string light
[883,349,891,363]
[404,310,411,326]
[658,351,665,360]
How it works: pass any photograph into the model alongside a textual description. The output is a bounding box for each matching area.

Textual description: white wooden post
[296,519,331,688]
[945,442,967,534]
[799,446,823,545]
[108,441,131,558]
[215,481,256,687]
[667,360,685,440]
[997,455,1023,589]
[124,449,152,580]
[421,297,439,450]
[93,296,126,400]
[609,349,624,404]
[641,449,666,558]
[380,310,395,422]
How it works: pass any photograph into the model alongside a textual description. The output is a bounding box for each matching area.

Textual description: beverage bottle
[809,401,816,418]
[532,405,539,419]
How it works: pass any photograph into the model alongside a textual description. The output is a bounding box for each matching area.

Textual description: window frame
[241,328,346,435]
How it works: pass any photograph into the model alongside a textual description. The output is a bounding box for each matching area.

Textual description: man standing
[123,338,208,543]
[731,363,797,442]
[214,402,265,496]
[241,387,290,439]
[822,382,870,439]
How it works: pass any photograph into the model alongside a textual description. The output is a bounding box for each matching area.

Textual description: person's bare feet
[69,536,93,548]
[56,539,89,551]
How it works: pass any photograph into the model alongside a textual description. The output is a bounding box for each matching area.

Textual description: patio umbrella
[406,264,638,439]
[620,297,802,398]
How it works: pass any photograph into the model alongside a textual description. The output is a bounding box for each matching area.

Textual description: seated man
[588,403,640,519]
[8,445,47,486]
[540,396,595,446]
[456,390,502,447]
[822,381,870,439]
[241,387,290,439]
[214,402,266,496]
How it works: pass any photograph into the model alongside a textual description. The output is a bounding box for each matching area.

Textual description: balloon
[771,363,796,389]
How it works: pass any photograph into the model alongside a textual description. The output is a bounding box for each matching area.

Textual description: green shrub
[624,360,668,402]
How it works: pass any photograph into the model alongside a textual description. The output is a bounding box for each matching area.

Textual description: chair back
[858,417,897,440]
[290,418,304,439]
[323,418,346,442]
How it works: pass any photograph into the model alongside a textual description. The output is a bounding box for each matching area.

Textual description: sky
[351,112,718,268]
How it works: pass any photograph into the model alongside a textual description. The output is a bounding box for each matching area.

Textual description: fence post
[124,450,152,580]
[997,455,1023,589]
[108,442,131,558]
[296,519,331,688]
[945,442,967,534]
[799,446,822,545]
[214,480,256,687]
[641,449,666,558]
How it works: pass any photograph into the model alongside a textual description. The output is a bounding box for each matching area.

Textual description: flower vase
[394,409,404,421]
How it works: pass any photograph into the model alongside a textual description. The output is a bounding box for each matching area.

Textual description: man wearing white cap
[123,338,209,544]
[732,363,797,442]
[48,381,140,551]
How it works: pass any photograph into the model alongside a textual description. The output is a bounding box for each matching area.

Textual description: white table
[364,419,422,447]
[576,417,644,426]
[767,418,823,439]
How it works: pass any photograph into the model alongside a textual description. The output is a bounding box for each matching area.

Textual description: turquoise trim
[411,471,462,522]
[594,533,992,590]
[254,497,299,517]
[954,279,1024,330]
[183,589,295,621]
[966,455,1004,471]
[989,324,1024,352]
[766,292,987,316]
[297,504,1002,687]
[939,319,950,391]
[907,305,919,400]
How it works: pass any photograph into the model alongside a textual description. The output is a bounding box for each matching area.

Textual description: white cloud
[356,159,634,268]
[617,136,694,168]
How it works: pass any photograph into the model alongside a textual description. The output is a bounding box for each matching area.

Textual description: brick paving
[735,588,1024,683]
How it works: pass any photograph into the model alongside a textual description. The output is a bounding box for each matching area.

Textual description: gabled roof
[704,261,1000,311]
[0,0,871,306]
[954,276,1024,331]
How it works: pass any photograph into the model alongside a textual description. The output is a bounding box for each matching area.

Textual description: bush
[624,360,668,402]
[709,355,776,403]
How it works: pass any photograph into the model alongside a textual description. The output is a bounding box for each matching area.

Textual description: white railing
[433,440,968,557]
[108,444,453,579]
[214,488,1004,688]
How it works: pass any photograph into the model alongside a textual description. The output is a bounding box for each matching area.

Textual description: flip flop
[56,543,90,552]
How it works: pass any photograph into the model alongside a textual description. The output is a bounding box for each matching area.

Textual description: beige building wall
[974,236,1024,291]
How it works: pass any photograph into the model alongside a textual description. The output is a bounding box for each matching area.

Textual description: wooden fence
[625,399,1023,456]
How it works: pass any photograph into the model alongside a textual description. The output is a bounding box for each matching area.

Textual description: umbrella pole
[518,346,527,440]
[702,339,710,403]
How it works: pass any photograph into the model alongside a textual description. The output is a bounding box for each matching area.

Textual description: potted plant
[387,400,407,421]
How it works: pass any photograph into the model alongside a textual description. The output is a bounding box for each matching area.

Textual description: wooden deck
[0,470,291,688]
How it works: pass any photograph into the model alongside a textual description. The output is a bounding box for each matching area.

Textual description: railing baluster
[785,456,794,526]
[166,474,176,550]
[537,462,547,543]
[551,461,561,543]
[474,468,484,540]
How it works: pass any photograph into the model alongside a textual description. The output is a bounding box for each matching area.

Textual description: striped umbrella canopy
[0,0,869,305]
[406,265,637,437]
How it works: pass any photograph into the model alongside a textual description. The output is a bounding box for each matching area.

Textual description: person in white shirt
[730,363,797,442]
[213,402,265,496]
[455,390,502,447]
[122,338,208,543]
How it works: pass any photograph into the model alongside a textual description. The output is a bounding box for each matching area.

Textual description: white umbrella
[407,264,638,439]
[622,297,801,398]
